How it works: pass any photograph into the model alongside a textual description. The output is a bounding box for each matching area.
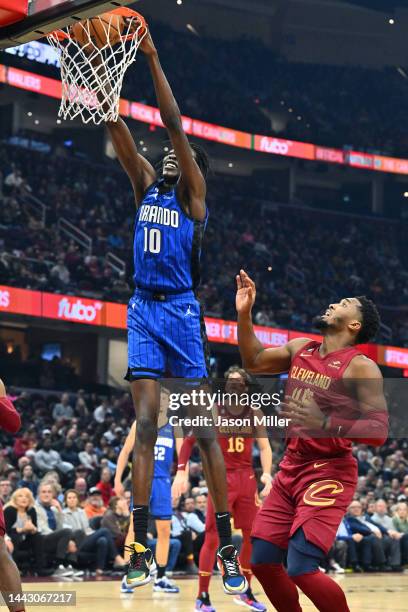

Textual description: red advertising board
[6,65,61,98]
[1,285,407,368]
[0,285,42,317]
[4,61,408,175]
[254,135,315,160]
[204,317,287,348]
[315,146,345,164]
[377,345,408,369]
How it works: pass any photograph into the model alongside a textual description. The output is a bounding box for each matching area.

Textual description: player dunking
[0,379,26,612]
[236,269,388,612]
[173,366,272,612]
[105,28,245,592]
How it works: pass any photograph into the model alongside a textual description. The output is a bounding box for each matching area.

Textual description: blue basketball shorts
[150,476,172,520]
[126,289,209,381]
[130,476,172,521]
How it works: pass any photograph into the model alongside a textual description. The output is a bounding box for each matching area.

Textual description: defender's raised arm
[236,269,309,374]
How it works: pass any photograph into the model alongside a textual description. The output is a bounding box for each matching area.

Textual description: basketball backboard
[0,0,135,49]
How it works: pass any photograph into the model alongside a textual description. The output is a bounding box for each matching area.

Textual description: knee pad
[251,538,286,565]
[287,528,325,577]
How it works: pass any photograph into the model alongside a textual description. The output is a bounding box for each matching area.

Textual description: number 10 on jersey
[144,228,161,254]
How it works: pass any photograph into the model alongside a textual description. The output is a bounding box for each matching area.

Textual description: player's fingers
[241,269,256,290]
[236,274,243,290]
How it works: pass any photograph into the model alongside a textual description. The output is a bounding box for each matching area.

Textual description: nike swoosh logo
[217,514,229,518]
[314,462,329,469]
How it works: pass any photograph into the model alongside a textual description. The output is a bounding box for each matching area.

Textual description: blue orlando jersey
[153,421,175,479]
[133,180,208,292]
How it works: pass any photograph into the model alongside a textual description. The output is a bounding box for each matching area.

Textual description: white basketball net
[47,10,146,125]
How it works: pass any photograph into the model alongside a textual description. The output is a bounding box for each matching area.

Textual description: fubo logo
[57,298,102,323]
[259,137,290,155]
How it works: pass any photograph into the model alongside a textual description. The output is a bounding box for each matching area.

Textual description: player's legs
[130,379,160,541]
[250,471,302,612]
[126,295,165,560]
[154,520,170,567]
[152,519,179,593]
[251,538,302,612]
[124,521,134,563]
[0,536,26,612]
[283,457,356,611]
[166,297,246,594]
[196,494,218,611]
[287,529,350,612]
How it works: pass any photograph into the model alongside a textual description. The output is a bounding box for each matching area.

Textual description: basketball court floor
[18,574,408,611]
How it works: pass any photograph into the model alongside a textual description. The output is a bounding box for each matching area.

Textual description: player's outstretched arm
[236,269,309,374]
[106,118,156,206]
[88,51,156,205]
[114,421,136,497]
[140,30,206,221]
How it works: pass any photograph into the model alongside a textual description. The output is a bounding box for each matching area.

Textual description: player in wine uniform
[173,366,272,612]
[0,379,26,612]
[236,269,388,612]
[105,27,245,593]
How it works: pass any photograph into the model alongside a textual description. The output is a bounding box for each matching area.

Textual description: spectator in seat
[93,399,110,424]
[60,439,79,467]
[194,493,207,525]
[50,258,70,288]
[34,438,74,479]
[16,465,38,497]
[171,498,198,574]
[344,502,385,571]
[62,490,126,575]
[74,477,88,507]
[101,496,129,554]
[4,488,52,576]
[35,482,74,577]
[83,487,106,520]
[95,467,115,507]
[52,393,74,421]
[78,442,99,471]
[369,499,402,570]
[393,502,408,565]
[183,496,205,566]
[0,480,12,505]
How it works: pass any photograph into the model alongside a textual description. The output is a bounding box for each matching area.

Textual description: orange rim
[47,8,147,43]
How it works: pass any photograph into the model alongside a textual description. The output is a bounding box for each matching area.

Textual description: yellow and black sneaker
[124,542,156,588]
[217,545,248,595]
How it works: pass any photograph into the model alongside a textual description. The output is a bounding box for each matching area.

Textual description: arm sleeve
[0,397,21,434]
[328,410,388,447]
[177,434,197,470]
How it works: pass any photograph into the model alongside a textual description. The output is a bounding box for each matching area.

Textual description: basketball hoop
[47,7,146,125]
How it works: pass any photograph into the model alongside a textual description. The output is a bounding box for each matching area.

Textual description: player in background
[115,387,183,594]
[0,379,26,612]
[173,366,272,612]
[105,26,245,594]
[236,269,388,612]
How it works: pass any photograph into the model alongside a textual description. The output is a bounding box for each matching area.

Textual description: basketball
[72,12,125,50]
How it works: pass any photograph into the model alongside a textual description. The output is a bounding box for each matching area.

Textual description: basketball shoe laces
[222,555,240,577]
[125,545,144,571]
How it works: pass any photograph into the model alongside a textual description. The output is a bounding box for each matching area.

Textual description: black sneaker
[216,545,247,595]
[124,542,156,588]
